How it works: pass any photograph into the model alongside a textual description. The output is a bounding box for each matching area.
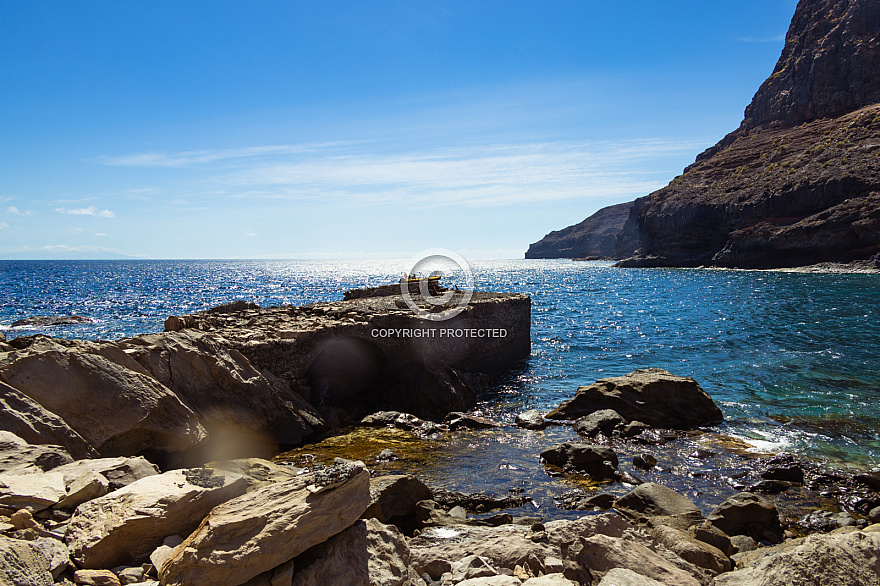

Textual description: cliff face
[525,200,641,259]
[619,0,880,268]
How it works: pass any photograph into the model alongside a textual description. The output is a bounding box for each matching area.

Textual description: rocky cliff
[619,0,880,268]
[530,0,880,268]
[525,201,639,259]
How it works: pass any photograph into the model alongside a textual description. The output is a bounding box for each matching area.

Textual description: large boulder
[596,568,665,586]
[362,474,433,526]
[540,443,618,479]
[707,493,783,543]
[651,525,731,574]
[613,483,702,522]
[714,529,880,585]
[546,369,723,429]
[0,381,97,459]
[0,337,206,456]
[576,533,702,586]
[66,468,248,569]
[290,518,423,586]
[119,330,323,454]
[159,461,371,586]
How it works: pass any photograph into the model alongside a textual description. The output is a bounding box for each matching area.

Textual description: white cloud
[98,142,361,167]
[95,232,107,237]
[0,222,9,230]
[735,34,785,43]
[6,206,32,216]
[216,139,705,208]
[55,206,116,218]
[0,244,146,257]
[244,231,257,237]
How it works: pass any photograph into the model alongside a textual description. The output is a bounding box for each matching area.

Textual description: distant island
[527,0,880,269]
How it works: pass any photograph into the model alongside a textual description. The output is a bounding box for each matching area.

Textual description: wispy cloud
[213,139,705,207]
[244,231,257,237]
[97,142,361,167]
[0,244,147,257]
[55,206,116,218]
[0,222,9,230]
[6,206,32,216]
[735,34,785,43]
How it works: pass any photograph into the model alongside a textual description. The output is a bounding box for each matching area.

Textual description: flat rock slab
[0,471,66,511]
[160,462,370,586]
[546,369,723,429]
[51,456,159,490]
[67,467,248,569]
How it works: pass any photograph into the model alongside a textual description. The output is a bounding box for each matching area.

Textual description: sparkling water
[1,259,878,466]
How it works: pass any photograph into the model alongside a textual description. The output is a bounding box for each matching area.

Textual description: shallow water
[1,259,878,467]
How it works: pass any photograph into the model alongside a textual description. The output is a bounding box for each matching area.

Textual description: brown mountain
[529,0,880,268]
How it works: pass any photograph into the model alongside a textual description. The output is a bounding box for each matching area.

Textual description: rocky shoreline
[0,359,878,585]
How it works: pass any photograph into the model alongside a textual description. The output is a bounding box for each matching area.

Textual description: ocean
[1,258,878,471]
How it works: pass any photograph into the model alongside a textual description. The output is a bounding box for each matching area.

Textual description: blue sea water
[1,259,878,467]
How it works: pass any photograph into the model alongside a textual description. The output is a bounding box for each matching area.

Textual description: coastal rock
[289,518,423,586]
[411,524,568,582]
[761,464,805,484]
[798,509,856,533]
[30,537,69,578]
[54,469,110,510]
[362,474,433,526]
[632,453,657,470]
[688,520,733,557]
[0,381,98,459]
[729,535,757,554]
[714,529,880,585]
[361,411,426,429]
[596,568,665,586]
[11,315,91,328]
[73,569,121,586]
[576,533,702,586]
[573,409,627,438]
[521,576,577,586]
[66,468,248,568]
[119,329,323,453]
[514,410,547,430]
[546,369,723,429]
[0,470,66,511]
[0,432,73,475]
[451,555,500,581]
[205,458,302,491]
[159,462,370,586]
[614,483,702,522]
[51,456,159,491]
[0,535,54,586]
[444,412,501,431]
[707,493,783,543]
[0,337,206,456]
[540,443,618,479]
[651,525,731,574]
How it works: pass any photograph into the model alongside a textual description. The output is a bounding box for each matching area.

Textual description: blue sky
[0,0,796,259]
